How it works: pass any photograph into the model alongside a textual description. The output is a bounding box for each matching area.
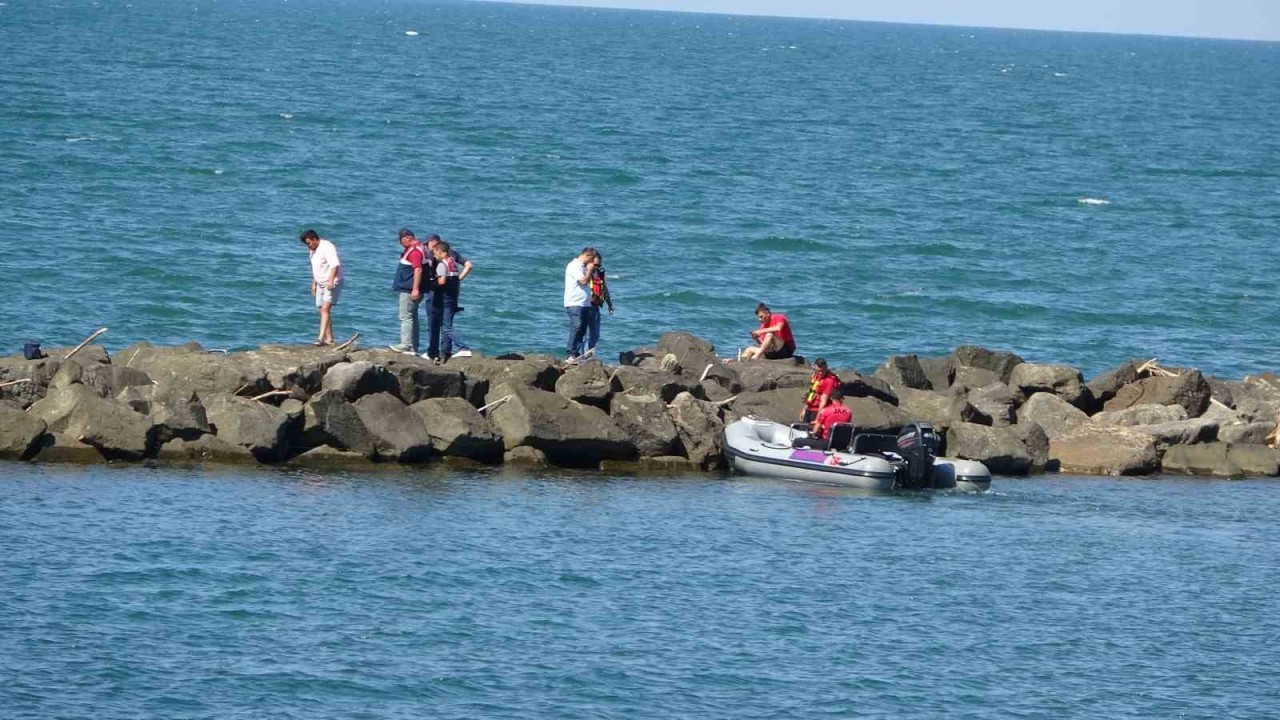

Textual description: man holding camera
[563,247,599,365]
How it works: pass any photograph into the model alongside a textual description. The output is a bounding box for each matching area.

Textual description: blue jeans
[586,304,604,352]
[398,292,421,352]
[566,305,597,358]
[431,292,469,359]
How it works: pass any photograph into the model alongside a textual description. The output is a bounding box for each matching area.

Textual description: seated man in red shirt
[741,303,796,360]
[793,388,853,449]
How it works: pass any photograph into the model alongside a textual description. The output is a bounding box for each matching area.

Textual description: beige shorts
[314,283,341,308]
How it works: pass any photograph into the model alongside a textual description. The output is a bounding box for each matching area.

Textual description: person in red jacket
[793,388,853,449]
[741,303,796,360]
[800,358,840,423]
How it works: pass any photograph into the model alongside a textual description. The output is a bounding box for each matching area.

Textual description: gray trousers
[399,292,421,352]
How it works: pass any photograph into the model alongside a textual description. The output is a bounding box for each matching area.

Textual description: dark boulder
[952,345,1024,383]
[1103,370,1212,418]
[945,423,1034,476]
[1085,360,1140,409]
[964,382,1018,427]
[486,384,634,467]
[1008,363,1090,409]
[874,354,932,391]
[1092,404,1187,426]
[732,361,811,393]
[1050,424,1159,476]
[555,362,620,410]
[300,389,376,459]
[656,332,741,392]
[350,350,466,403]
[0,403,47,459]
[448,356,562,393]
[28,384,156,461]
[668,392,725,470]
[352,392,434,463]
[610,392,681,457]
[917,355,955,392]
[410,397,503,463]
[1016,392,1089,441]
[320,361,400,402]
[612,366,701,404]
[202,393,291,463]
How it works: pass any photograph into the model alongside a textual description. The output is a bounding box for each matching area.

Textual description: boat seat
[852,432,899,455]
[825,423,855,452]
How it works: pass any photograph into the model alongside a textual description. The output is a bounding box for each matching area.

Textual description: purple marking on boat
[789,449,828,463]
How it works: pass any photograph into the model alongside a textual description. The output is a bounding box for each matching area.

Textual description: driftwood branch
[1136,358,1179,378]
[0,378,32,388]
[332,332,360,352]
[698,363,714,383]
[711,394,739,407]
[65,327,108,360]
[478,394,512,415]
[251,390,293,402]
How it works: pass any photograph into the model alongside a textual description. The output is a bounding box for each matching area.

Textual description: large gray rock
[156,435,256,463]
[28,384,155,460]
[30,432,106,463]
[610,392,681,458]
[1086,360,1140,409]
[657,332,740,392]
[613,366,701,404]
[1008,363,1090,408]
[1104,370,1212,418]
[1129,418,1218,448]
[49,362,153,399]
[945,423,1034,476]
[1050,424,1160,476]
[1219,421,1277,446]
[288,444,373,468]
[0,355,64,408]
[1014,421,1050,470]
[352,392,433,463]
[874,354,932,391]
[950,366,1002,393]
[320,361,399,402]
[965,382,1018,427]
[952,345,1024,383]
[149,389,211,443]
[350,351,466,403]
[118,344,272,397]
[846,396,913,433]
[917,355,955,392]
[896,387,964,431]
[410,397,503,462]
[733,361,811,393]
[1017,392,1089,440]
[1092,404,1188,427]
[1160,443,1278,477]
[555,362,620,410]
[668,392,725,470]
[236,345,350,396]
[834,371,899,406]
[448,356,562,393]
[487,384,634,467]
[727,387,806,424]
[202,393,291,462]
[300,390,376,458]
[0,403,47,459]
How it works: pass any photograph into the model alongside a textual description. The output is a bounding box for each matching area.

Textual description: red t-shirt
[815,402,852,439]
[805,373,841,411]
[760,313,795,346]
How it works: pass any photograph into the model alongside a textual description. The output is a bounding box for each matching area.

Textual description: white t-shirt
[564,258,590,307]
[309,239,343,285]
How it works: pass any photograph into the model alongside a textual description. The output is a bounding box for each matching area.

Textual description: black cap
[398,228,415,239]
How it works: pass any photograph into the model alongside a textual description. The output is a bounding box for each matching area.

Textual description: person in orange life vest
[793,388,852,449]
[800,357,840,423]
[740,303,796,360]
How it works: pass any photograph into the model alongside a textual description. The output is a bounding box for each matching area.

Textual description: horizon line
[471,0,1280,44]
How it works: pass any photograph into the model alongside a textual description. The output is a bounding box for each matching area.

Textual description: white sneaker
[389,344,413,354]
[564,355,580,366]
[453,349,473,358]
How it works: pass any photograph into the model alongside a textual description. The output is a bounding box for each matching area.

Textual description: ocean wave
[65,136,93,142]
[404,30,419,36]
[906,241,961,257]
[635,290,719,305]
[747,236,831,252]
[1077,197,1110,206]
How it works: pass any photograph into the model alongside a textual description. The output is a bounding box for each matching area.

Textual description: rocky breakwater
[2,333,1278,477]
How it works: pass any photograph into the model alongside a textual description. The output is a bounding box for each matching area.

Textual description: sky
[479,0,1280,41]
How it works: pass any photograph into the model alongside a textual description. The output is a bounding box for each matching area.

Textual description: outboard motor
[895,422,942,489]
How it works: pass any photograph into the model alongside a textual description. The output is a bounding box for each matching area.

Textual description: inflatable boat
[723,417,991,492]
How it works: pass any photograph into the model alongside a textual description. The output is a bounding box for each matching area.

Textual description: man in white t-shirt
[300,229,342,346]
[563,247,598,364]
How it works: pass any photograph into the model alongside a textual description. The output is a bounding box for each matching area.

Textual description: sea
[2,0,1280,717]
